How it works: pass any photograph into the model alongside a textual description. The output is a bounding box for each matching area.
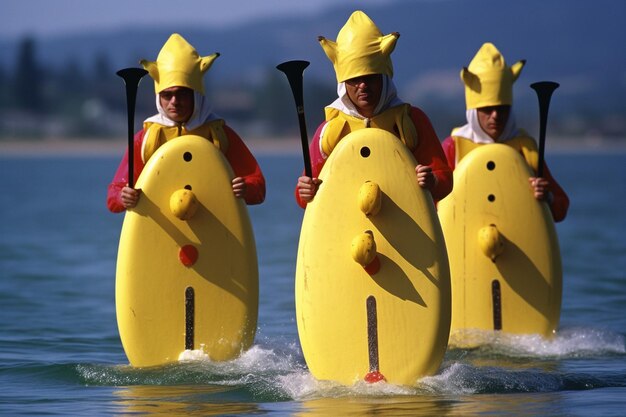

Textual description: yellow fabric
[461,43,525,109]
[321,104,417,156]
[140,33,220,94]
[453,132,539,173]
[320,11,398,83]
[142,119,229,163]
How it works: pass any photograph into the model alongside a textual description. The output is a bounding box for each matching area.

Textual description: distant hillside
[1,0,625,138]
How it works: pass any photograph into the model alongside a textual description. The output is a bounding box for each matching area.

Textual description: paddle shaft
[530,81,559,178]
[276,60,312,178]
[116,68,148,188]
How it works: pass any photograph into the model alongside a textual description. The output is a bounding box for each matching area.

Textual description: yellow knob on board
[351,230,380,275]
[170,189,199,220]
[358,181,382,216]
[478,224,504,262]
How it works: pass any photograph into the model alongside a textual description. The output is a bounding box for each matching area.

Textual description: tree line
[0,36,336,140]
[1,36,624,142]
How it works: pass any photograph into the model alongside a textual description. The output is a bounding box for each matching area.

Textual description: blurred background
[1,0,624,147]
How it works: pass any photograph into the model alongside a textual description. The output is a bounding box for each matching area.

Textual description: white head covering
[144,90,219,130]
[319,74,404,157]
[326,74,404,119]
[453,107,519,144]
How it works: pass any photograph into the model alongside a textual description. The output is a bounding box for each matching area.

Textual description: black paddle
[116,68,149,188]
[276,60,313,178]
[530,81,559,178]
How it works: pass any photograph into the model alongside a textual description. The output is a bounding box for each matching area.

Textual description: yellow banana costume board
[295,128,451,386]
[437,144,561,346]
[115,135,258,367]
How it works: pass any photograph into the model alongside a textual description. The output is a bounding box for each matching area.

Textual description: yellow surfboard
[437,143,561,345]
[295,128,451,386]
[115,135,258,367]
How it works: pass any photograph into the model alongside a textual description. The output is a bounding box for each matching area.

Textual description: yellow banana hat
[140,33,220,94]
[320,10,399,83]
[461,42,525,109]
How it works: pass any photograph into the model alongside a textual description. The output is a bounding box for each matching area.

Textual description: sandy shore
[0,136,624,157]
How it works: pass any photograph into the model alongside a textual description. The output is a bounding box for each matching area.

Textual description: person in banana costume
[442,42,568,221]
[295,10,453,208]
[107,33,265,212]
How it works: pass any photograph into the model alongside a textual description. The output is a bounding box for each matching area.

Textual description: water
[1,149,625,416]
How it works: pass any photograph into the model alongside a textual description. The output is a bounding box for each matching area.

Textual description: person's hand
[232,177,247,199]
[121,186,141,209]
[297,176,322,203]
[416,164,437,191]
[529,177,552,202]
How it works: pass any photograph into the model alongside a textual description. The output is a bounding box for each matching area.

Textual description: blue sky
[1,0,391,39]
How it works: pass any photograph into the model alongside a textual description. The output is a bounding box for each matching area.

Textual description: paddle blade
[277,60,312,177]
[116,68,149,86]
[117,67,148,188]
[276,60,310,107]
[530,81,559,178]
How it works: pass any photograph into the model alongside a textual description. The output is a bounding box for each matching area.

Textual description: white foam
[178,344,211,362]
[449,326,625,358]
[131,326,625,398]
[418,362,478,395]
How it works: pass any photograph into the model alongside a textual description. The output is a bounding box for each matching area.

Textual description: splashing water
[74,325,625,401]
[448,326,625,359]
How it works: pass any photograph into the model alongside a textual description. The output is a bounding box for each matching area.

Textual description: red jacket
[107,124,265,213]
[441,136,569,222]
[295,106,453,208]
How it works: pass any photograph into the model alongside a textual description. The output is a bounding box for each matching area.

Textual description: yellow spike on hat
[140,33,220,94]
[320,11,399,83]
[461,42,525,109]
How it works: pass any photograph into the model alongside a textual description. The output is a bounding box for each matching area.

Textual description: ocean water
[0,149,625,416]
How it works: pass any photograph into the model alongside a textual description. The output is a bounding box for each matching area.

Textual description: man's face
[159,86,194,123]
[477,105,511,140]
[345,74,383,118]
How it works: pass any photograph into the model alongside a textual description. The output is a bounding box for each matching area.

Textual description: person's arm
[441,136,456,170]
[222,125,266,205]
[410,107,454,203]
[295,123,327,209]
[106,131,146,213]
[529,163,569,222]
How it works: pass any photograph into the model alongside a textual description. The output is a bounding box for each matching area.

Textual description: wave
[65,325,626,401]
